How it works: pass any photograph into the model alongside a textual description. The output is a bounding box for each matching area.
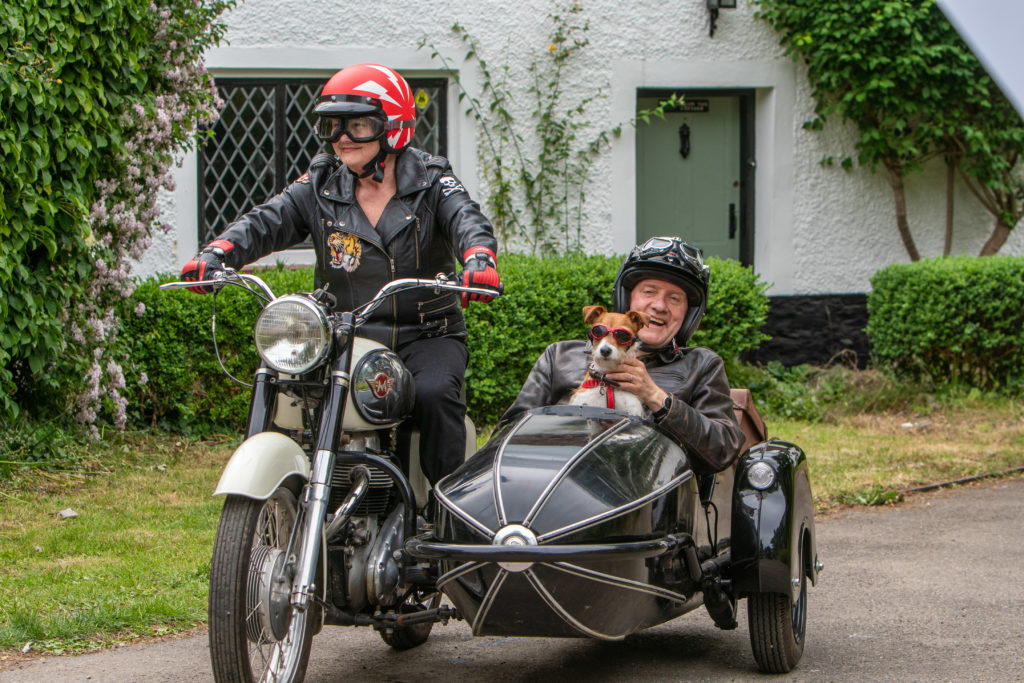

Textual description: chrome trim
[523,568,622,641]
[492,413,533,528]
[551,562,689,604]
[291,448,335,609]
[492,524,538,573]
[522,417,630,527]
[323,466,370,542]
[433,486,495,539]
[331,371,350,388]
[311,450,334,486]
[435,561,482,592]
[538,470,694,543]
[470,568,509,636]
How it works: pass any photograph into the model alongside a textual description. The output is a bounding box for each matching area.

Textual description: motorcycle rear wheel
[209,489,314,683]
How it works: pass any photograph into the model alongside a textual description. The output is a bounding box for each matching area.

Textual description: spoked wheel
[379,590,442,651]
[209,488,314,682]
[747,559,808,673]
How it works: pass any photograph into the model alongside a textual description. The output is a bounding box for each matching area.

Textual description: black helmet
[612,236,710,346]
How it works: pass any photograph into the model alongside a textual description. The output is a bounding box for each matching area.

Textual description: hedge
[866,256,1024,390]
[119,255,769,431]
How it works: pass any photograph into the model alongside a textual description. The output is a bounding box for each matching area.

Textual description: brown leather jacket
[500,341,744,473]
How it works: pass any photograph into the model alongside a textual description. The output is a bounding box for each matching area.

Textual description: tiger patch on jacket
[329,232,361,272]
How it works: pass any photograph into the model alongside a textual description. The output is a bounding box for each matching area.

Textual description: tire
[747,559,807,674]
[379,591,441,651]
[209,489,314,683]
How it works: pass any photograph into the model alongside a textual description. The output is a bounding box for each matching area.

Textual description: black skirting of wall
[742,294,870,368]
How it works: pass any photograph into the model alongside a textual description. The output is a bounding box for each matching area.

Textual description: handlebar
[160,271,502,325]
[159,270,276,300]
[352,273,503,324]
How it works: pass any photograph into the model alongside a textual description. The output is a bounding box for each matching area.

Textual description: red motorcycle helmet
[313,63,416,154]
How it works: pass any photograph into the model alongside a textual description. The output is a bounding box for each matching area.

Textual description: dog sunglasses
[589,324,635,346]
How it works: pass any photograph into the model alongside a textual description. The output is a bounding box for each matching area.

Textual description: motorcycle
[163,270,819,682]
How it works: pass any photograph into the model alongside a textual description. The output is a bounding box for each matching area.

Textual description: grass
[0,434,232,655]
[1,386,1022,658]
[771,402,1024,509]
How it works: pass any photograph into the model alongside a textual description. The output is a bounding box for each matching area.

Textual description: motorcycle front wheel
[209,489,314,683]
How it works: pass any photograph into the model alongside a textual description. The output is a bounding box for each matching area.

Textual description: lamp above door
[707,0,737,38]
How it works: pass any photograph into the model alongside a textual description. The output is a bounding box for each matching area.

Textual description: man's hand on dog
[605,358,670,413]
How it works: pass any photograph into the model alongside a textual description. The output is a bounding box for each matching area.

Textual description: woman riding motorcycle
[181,63,500,486]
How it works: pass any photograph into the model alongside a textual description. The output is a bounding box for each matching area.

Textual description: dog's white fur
[570,305,650,416]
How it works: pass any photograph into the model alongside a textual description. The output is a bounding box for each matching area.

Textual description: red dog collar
[580,377,616,409]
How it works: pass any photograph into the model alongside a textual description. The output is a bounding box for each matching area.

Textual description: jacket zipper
[414,217,421,270]
[388,249,397,349]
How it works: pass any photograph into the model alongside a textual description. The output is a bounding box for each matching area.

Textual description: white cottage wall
[150,0,1024,295]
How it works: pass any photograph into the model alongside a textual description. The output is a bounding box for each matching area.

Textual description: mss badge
[328,232,362,272]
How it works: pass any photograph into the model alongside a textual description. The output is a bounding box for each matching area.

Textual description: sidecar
[406,401,819,673]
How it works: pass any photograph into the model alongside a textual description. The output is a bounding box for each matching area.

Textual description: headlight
[254,296,331,374]
[746,461,776,490]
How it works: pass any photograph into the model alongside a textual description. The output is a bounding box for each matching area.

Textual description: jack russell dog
[570,305,651,416]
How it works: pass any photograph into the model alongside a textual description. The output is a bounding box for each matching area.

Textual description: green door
[636,95,744,262]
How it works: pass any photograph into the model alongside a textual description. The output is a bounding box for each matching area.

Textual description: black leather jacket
[213,148,497,349]
[501,341,744,473]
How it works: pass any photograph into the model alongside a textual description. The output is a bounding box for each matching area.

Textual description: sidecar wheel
[747,560,807,674]
[209,490,314,683]
[379,591,441,651]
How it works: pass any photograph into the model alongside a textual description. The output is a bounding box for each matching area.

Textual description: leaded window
[198,77,448,245]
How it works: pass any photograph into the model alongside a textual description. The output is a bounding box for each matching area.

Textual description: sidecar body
[406,404,818,655]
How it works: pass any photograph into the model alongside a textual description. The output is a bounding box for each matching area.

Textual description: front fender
[214,431,310,499]
[730,440,817,601]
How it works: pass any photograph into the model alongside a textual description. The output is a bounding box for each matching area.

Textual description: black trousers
[396,336,468,486]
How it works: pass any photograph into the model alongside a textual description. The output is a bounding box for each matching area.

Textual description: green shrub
[118,267,312,433]
[694,257,771,371]
[867,256,1024,390]
[0,0,232,422]
[730,362,923,423]
[120,256,770,431]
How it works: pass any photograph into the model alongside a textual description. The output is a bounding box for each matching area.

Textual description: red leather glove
[181,240,234,293]
[460,246,501,307]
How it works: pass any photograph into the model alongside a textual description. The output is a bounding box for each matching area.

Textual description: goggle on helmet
[313,63,416,154]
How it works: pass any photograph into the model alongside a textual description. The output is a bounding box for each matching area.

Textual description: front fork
[290,316,356,611]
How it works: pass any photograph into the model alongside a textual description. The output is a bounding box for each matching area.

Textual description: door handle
[729,203,736,239]
[678,123,690,159]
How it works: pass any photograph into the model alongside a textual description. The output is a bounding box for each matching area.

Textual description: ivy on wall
[756,0,1024,259]
[421,1,679,256]
[0,0,234,427]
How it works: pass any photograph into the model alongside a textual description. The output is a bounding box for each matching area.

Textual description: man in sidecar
[179,63,500,487]
[502,236,744,473]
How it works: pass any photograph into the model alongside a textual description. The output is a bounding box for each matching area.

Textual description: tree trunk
[944,159,955,256]
[979,219,1012,256]
[887,163,920,261]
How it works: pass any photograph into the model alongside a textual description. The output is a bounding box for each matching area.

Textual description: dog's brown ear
[626,310,651,329]
[582,305,606,324]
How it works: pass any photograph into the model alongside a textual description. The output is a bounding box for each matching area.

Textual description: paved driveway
[3,477,1022,682]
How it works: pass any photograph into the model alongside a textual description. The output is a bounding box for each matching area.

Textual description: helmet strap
[344,143,389,182]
